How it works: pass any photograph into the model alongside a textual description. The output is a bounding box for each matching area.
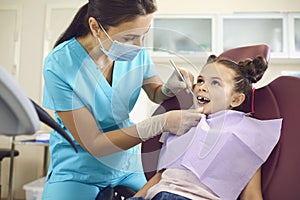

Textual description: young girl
[129,55,282,200]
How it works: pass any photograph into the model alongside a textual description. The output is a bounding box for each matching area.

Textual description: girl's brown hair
[206,55,268,112]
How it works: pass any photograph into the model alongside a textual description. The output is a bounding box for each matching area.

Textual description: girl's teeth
[197,97,210,104]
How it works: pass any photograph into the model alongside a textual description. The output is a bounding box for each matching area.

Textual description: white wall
[157,0,300,14]
[0,1,86,199]
[0,0,300,199]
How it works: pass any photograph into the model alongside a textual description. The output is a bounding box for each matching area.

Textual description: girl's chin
[195,104,208,114]
[194,104,202,109]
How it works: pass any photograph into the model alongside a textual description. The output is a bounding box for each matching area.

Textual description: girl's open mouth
[197,96,210,104]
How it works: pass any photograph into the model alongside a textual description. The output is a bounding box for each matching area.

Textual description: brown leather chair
[253,76,300,199]
[142,44,300,199]
[143,75,300,200]
[219,44,270,64]
[142,44,271,180]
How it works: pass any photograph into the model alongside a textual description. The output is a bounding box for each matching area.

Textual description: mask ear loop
[96,22,113,60]
[98,22,114,42]
[251,87,256,114]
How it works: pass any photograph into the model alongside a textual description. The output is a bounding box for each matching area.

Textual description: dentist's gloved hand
[161,68,194,97]
[136,109,203,141]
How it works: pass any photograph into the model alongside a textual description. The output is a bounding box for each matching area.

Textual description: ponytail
[238,56,268,84]
[54,3,89,48]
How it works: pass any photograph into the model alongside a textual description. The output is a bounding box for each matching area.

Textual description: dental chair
[143,44,300,199]
[0,66,77,199]
[143,75,300,200]
[142,44,300,200]
[142,44,271,180]
[253,75,300,199]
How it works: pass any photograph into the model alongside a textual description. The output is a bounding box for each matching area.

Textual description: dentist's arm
[57,106,202,158]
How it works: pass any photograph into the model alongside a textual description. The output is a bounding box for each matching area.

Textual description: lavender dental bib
[158,110,282,200]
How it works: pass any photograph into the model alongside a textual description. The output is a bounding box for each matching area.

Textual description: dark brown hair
[54,0,157,47]
[206,55,268,112]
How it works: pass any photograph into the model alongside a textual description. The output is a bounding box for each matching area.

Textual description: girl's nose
[198,83,208,92]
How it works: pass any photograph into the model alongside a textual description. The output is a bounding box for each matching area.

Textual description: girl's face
[193,62,244,115]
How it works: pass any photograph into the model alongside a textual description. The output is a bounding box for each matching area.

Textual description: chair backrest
[142,44,271,180]
[252,76,300,200]
[219,44,270,63]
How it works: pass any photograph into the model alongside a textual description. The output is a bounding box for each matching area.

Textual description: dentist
[42,0,202,199]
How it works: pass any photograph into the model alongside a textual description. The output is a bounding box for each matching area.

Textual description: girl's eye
[197,78,204,84]
[211,80,221,86]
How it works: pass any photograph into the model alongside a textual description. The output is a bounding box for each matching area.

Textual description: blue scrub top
[42,37,156,186]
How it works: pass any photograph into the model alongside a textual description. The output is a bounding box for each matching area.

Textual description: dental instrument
[169,59,197,99]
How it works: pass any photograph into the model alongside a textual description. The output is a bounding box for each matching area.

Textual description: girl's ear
[230,93,245,108]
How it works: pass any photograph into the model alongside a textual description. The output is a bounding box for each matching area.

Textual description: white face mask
[97,23,142,61]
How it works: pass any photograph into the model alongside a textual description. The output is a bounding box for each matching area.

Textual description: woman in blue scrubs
[42,0,202,199]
